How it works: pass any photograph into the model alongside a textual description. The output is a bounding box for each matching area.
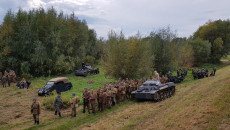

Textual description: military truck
[131,80,175,101]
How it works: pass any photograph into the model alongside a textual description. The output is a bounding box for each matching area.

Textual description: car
[131,80,175,101]
[75,65,99,77]
[38,77,72,96]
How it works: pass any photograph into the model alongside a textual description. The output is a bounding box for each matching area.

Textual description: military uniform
[98,91,104,111]
[89,91,97,114]
[83,90,90,113]
[31,101,40,124]
[54,95,63,117]
[102,91,107,109]
[111,87,117,106]
[106,89,112,108]
[213,67,216,75]
[71,96,79,117]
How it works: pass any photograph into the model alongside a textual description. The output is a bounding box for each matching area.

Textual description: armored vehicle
[75,65,99,77]
[38,77,72,96]
[131,80,175,101]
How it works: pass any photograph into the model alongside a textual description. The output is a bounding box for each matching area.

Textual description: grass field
[0,63,230,130]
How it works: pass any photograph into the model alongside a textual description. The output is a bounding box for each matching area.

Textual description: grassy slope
[0,65,230,130]
[79,65,230,130]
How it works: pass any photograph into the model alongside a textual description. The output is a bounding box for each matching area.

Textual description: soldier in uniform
[98,89,104,112]
[82,87,90,114]
[89,88,97,114]
[2,75,7,88]
[213,67,216,75]
[0,72,2,80]
[97,86,101,110]
[70,93,79,117]
[102,89,107,110]
[106,87,112,108]
[31,98,40,125]
[54,92,63,118]
[154,71,160,80]
[177,69,180,77]
[111,86,117,106]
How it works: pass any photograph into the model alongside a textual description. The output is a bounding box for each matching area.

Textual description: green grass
[30,67,116,106]
[26,101,134,130]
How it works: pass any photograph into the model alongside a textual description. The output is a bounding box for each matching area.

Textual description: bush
[84,55,96,66]
[42,95,71,110]
[102,32,152,79]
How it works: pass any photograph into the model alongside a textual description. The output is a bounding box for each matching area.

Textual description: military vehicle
[131,80,175,101]
[38,77,72,96]
[75,65,99,77]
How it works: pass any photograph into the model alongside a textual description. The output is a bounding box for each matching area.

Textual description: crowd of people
[167,69,188,83]
[192,67,216,79]
[0,70,16,87]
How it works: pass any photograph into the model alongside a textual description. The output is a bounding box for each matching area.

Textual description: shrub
[42,95,71,110]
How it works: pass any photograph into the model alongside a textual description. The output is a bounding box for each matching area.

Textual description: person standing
[54,92,63,118]
[31,98,40,125]
[154,71,160,80]
[98,89,104,112]
[89,88,97,114]
[213,67,216,75]
[70,93,79,118]
[82,88,90,113]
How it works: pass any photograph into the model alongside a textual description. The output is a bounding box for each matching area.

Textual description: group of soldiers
[0,70,17,87]
[31,92,79,125]
[167,69,188,83]
[82,78,145,114]
[192,67,216,80]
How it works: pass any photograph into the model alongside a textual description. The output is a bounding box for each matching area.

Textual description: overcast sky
[0,0,229,38]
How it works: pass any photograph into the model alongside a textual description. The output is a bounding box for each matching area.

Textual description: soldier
[89,88,97,114]
[167,71,172,78]
[70,93,79,118]
[106,87,112,108]
[54,92,63,118]
[102,89,107,110]
[82,88,90,114]
[0,72,2,80]
[154,71,160,80]
[213,67,216,76]
[31,98,40,125]
[2,75,7,88]
[98,89,104,112]
[111,86,117,106]
[4,70,10,86]
[97,86,101,108]
[177,69,180,77]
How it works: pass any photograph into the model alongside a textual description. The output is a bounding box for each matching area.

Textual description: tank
[75,65,99,77]
[131,80,175,101]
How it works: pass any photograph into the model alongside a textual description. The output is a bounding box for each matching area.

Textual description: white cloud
[0,0,229,38]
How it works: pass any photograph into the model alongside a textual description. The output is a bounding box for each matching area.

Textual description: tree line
[0,8,101,77]
[0,8,229,78]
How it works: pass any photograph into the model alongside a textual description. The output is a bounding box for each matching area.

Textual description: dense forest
[0,8,229,78]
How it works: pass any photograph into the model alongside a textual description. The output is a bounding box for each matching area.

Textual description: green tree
[212,37,223,63]
[102,31,152,79]
[187,38,211,65]
[194,20,230,62]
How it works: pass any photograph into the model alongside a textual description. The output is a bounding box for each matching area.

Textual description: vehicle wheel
[164,91,167,99]
[172,87,175,95]
[160,91,164,101]
[84,72,88,77]
[67,86,71,90]
[153,92,159,102]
